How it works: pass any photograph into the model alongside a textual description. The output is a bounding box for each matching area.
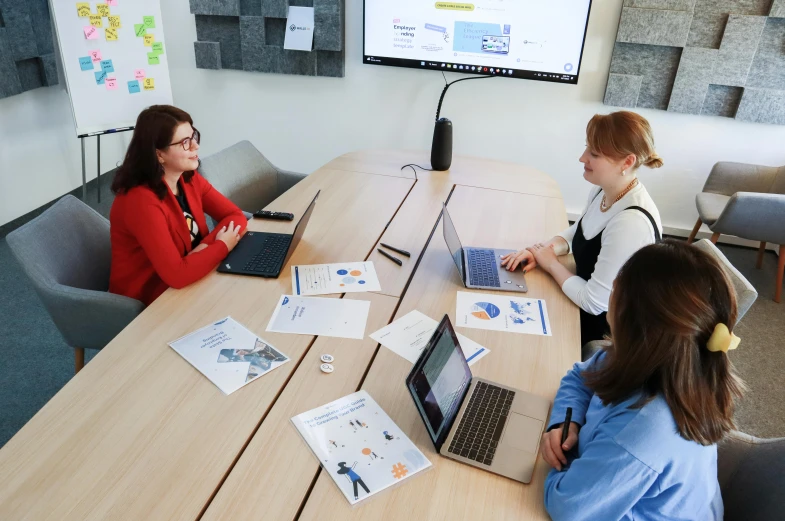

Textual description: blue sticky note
[100,59,114,73]
[127,80,140,93]
[78,56,93,71]
[94,71,106,85]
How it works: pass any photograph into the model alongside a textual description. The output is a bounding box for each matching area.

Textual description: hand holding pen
[540,407,579,472]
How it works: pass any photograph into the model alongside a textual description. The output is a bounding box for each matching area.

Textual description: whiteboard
[50,0,174,137]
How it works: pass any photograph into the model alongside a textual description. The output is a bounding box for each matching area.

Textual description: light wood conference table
[0,150,580,521]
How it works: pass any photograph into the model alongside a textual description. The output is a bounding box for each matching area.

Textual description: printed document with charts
[169,317,289,395]
[291,391,431,505]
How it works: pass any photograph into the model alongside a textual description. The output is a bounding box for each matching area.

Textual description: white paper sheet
[284,6,315,51]
[168,317,289,395]
[266,295,371,339]
[455,291,552,336]
[369,310,490,366]
[292,261,381,296]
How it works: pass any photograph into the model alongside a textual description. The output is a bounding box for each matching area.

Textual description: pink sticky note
[84,26,99,40]
[89,49,102,62]
[106,0,118,5]
[106,77,118,90]
[134,69,146,80]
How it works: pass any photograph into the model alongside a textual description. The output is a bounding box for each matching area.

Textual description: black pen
[378,248,403,266]
[380,243,411,257]
[561,407,573,446]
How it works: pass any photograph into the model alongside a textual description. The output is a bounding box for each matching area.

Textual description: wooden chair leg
[776,245,785,304]
[687,219,702,244]
[757,242,767,270]
[710,232,720,244]
[75,347,85,374]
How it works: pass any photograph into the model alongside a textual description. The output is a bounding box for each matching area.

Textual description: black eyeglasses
[168,128,200,151]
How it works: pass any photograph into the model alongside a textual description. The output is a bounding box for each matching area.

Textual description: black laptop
[218,191,320,278]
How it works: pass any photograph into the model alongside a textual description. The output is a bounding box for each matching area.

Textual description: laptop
[218,191,320,278]
[406,315,550,483]
[442,203,528,292]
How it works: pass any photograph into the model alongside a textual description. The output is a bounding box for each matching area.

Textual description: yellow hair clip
[706,323,741,353]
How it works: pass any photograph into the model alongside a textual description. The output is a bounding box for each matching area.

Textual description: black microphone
[430,118,453,171]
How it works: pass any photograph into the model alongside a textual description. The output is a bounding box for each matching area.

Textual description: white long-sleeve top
[557,183,662,316]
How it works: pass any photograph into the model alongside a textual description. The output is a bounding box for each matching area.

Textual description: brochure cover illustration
[291,390,431,505]
[169,316,289,395]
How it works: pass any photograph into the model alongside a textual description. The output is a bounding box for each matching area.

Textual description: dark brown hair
[111,105,195,200]
[586,111,663,170]
[584,239,745,445]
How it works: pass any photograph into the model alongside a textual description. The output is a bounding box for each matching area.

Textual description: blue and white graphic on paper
[292,261,381,296]
[369,310,490,366]
[266,295,370,339]
[168,316,289,395]
[291,390,431,505]
[456,291,552,336]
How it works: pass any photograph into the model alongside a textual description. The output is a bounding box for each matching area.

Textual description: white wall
[2,0,785,232]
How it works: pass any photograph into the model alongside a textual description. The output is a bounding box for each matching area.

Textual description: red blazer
[109,171,247,305]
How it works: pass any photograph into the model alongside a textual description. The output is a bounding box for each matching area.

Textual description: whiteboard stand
[78,127,133,203]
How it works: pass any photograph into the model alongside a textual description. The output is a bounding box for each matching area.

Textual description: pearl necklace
[600,178,638,213]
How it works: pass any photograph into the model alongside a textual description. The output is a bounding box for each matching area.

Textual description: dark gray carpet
[1,179,783,448]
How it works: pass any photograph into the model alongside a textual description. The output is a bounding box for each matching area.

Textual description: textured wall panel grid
[191,0,344,77]
[605,1,785,125]
[0,0,58,99]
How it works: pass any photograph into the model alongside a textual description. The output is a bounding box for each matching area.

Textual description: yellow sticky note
[76,3,91,17]
[143,78,155,91]
[96,5,110,17]
[89,15,103,28]
[107,16,121,28]
[143,34,155,46]
[105,28,118,41]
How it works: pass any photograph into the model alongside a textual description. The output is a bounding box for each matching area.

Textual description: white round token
[321,354,334,363]
[320,363,334,374]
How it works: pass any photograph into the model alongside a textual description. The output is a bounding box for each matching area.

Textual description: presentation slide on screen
[364,0,591,77]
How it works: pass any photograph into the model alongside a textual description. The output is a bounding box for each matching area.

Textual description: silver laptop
[406,315,550,483]
[442,203,528,292]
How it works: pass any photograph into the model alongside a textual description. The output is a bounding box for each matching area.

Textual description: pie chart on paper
[470,302,501,320]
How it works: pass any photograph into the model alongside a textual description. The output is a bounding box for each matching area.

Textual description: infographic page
[364,0,592,83]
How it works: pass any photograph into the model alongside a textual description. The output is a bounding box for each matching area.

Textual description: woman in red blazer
[109,105,246,305]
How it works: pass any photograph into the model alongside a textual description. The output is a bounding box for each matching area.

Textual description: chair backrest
[769,165,785,195]
[198,140,279,212]
[693,239,757,321]
[6,195,111,293]
[718,430,785,521]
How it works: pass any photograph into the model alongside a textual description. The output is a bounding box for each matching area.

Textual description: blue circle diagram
[471,302,501,320]
[564,63,574,72]
[358,280,366,284]
[342,276,356,284]
[337,269,348,275]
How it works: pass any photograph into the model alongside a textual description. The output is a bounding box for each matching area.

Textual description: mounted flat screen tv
[363,0,593,84]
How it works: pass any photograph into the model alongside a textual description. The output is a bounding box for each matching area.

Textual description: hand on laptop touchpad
[502,414,543,453]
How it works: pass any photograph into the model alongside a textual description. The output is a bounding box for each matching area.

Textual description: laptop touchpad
[503,414,543,453]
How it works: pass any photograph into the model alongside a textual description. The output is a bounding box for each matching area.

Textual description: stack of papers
[266,295,371,340]
[370,310,490,365]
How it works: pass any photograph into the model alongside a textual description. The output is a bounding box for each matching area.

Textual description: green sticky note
[151,42,164,55]
[147,53,160,65]
[134,23,146,37]
[143,16,155,28]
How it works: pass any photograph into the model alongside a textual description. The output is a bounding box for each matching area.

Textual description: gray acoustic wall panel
[617,8,693,47]
[605,1,785,125]
[191,0,344,77]
[0,0,58,99]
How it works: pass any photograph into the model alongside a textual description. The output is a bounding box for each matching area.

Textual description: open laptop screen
[442,204,465,284]
[282,190,320,267]
[406,315,473,451]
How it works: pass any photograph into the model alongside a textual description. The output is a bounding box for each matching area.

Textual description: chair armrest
[276,169,307,196]
[704,162,779,196]
[712,192,785,244]
[36,283,145,350]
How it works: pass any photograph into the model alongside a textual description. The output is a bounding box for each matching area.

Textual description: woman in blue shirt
[541,240,745,521]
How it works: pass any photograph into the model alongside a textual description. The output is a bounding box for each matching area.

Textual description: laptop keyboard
[467,249,501,287]
[243,234,290,274]
[447,381,515,466]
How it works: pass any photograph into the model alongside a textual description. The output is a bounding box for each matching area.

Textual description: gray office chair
[581,239,758,361]
[687,161,785,302]
[718,430,785,521]
[5,195,145,373]
[198,140,307,220]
